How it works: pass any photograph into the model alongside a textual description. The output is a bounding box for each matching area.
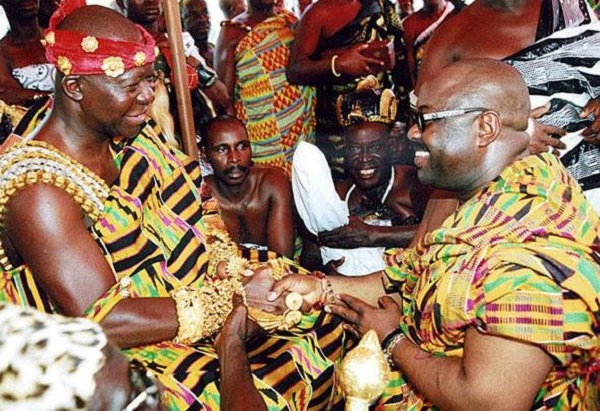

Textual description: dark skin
[321,123,428,248]
[181,0,214,66]
[215,0,281,98]
[0,0,49,106]
[418,0,599,147]
[219,0,246,20]
[119,0,232,113]
[300,122,426,271]
[300,122,428,271]
[203,118,295,258]
[214,294,268,411]
[1,6,285,350]
[270,60,557,409]
[285,0,385,85]
[402,0,452,83]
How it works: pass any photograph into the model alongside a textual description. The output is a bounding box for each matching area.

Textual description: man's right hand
[528,104,567,155]
[267,274,323,312]
[335,44,385,77]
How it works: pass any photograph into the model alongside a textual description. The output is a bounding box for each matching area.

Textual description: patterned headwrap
[336,75,397,128]
[0,304,107,410]
[43,0,156,77]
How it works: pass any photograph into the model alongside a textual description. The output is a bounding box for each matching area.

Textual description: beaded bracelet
[312,271,335,309]
[381,328,405,369]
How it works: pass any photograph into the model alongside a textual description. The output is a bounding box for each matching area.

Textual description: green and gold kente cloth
[0,117,346,410]
[233,9,316,177]
[380,153,600,410]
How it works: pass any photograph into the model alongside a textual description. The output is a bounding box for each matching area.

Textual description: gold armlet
[207,230,250,278]
[170,278,246,344]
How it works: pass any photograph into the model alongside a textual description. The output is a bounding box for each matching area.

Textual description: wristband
[196,62,217,88]
[381,328,405,369]
[331,55,341,77]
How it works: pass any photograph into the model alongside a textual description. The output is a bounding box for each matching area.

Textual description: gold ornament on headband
[44,31,56,46]
[133,51,147,67]
[81,36,99,53]
[57,55,72,75]
[102,56,125,78]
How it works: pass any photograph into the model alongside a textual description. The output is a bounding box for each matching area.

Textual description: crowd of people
[0,0,598,410]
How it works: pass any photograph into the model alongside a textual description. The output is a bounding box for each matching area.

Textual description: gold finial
[339,330,390,411]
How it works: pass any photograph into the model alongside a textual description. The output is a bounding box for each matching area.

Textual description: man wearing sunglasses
[270,59,599,409]
[417,0,600,214]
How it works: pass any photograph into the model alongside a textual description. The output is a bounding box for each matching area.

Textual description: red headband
[43,0,156,78]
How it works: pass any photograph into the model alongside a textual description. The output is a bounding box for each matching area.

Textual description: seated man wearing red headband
[0,2,345,409]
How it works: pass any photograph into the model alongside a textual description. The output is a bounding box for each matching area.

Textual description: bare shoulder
[254,166,290,193]
[4,184,86,255]
[5,184,84,230]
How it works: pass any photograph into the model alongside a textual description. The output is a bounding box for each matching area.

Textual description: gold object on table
[339,330,390,411]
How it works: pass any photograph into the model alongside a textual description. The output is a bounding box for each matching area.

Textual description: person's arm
[5,184,285,349]
[414,23,456,93]
[402,19,417,85]
[214,22,246,98]
[4,185,179,348]
[329,294,554,410]
[0,48,46,106]
[268,270,386,308]
[286,5,384,85]
[265,170,295,258]
[215,295,267,411]
[318,216,416,248]
[389,327,553,409]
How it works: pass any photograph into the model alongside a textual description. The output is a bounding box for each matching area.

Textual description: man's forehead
[347,123,388,142]
[209,122,248,144]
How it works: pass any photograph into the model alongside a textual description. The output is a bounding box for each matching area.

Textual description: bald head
[59,5,142,43]
[420,59,530,132]
[411,59,532,198]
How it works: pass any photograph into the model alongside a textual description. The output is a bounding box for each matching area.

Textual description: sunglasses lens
[411,111,423,131]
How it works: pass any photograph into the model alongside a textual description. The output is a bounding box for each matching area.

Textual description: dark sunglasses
[411,108,488,131]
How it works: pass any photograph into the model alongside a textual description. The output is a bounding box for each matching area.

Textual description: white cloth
[292,142,386,276]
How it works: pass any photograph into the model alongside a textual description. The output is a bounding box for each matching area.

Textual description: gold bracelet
[170,277,246,344]
[331,55,342,77]
[268,258,287,280]
[170,287,206,344]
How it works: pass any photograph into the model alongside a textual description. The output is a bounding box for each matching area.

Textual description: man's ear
[476,110,501,147]
[61,75,84,102]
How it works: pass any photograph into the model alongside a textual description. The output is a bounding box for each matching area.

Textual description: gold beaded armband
[170,277,245,344]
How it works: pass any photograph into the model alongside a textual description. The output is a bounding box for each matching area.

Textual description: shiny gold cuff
[170,278,245,344]
[170,287,205,344]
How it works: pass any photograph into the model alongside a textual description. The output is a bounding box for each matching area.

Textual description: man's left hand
[325,293,402,342]
[319,216,373,248]
[580,97,600,145]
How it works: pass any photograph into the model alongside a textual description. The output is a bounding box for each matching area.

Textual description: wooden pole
[162,0,198,159]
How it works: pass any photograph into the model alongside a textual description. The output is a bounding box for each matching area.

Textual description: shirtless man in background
[201,116,295,258]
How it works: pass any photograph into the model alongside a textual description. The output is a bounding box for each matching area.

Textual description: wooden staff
[162,0,198,159]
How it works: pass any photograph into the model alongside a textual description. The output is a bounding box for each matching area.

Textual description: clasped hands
[216,261,402,345]
[265,273,403,344]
